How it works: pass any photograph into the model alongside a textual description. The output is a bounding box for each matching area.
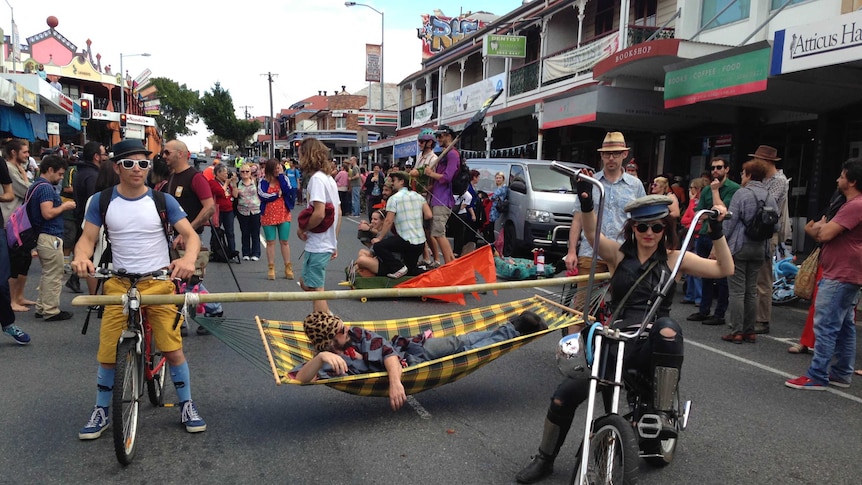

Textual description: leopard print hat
[304,312,343,353]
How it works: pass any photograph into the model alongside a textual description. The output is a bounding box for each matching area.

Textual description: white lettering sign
[772,10,862,75]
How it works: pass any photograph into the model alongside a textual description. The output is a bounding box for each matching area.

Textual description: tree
[198,82,261,149]
[148,77,199,140]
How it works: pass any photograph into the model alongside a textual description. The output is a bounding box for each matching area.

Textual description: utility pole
[238,105,254,119]
[261,72,278,158]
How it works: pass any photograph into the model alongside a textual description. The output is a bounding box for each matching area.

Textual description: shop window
[700,0,751,28]
[634,0,657,26]
[771,0,809,9]
[595,0,615,36]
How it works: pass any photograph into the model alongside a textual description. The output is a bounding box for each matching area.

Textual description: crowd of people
[2,127,859,465]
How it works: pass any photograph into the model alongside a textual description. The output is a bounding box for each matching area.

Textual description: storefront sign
[664,46,770,108]
[412,100,434,127]
[92,109,119,121]
[15,83,38,112]
[543,33,619,83]
[542,90,598,129]
[125,113,156,127]
[393,141,417,159]
[483,34,527,58]
[593,38,683,78]
[440,73,505,119]
[771,9,862,75]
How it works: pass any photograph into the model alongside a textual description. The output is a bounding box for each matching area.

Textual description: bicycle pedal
[636,414,662,439]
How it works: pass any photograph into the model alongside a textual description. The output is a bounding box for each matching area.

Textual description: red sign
[593,39,681,78]
[715,135,732,148]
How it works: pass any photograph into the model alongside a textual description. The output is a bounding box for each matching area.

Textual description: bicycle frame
[551,163,722,483]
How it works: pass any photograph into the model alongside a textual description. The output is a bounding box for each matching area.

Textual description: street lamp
[119,52,151,114]
[345,1,383,111]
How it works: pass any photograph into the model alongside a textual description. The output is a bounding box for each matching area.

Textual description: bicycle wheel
[146,346,167,407]
[570,414,640,485]
[113,339,141,465]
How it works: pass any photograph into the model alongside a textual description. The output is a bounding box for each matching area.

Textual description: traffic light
[119,113,127,127]
[293,141,300,150]
[80,99,92,119]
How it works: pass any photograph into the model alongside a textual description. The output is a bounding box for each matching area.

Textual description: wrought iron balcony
[509,60,540,96]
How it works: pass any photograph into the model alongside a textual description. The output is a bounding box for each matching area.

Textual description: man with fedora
[565,131,646,316]
[749,145,788,335]
[72,138,208,439]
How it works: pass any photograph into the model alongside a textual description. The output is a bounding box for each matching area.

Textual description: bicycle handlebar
[93,268,171,282]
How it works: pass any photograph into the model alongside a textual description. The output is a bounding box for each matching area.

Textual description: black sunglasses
[634,222,666,233]
[711,165,725,170]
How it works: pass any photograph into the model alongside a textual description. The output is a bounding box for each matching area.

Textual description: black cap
[110,139,151,161]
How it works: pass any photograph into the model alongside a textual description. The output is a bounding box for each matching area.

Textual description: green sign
[664,47,770,108]
[484,34,527,58]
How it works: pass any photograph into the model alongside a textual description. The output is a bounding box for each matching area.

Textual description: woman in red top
[259,159,294,280]
[209,164,238,262]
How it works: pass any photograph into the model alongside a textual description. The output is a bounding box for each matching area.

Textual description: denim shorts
[301,251,332,289]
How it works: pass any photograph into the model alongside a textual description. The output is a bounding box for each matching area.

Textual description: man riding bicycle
[72,139,207,440]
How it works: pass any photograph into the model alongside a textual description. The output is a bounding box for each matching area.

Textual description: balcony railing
[627,25,675,47]
[509,60,540,96]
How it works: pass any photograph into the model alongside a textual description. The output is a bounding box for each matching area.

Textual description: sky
[9,0,526,151]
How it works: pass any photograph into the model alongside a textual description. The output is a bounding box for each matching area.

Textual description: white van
[466,158,582,258]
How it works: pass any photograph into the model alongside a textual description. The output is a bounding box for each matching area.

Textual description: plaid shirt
[386,188,427,245]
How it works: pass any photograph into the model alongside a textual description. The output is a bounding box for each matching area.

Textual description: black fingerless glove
[708,219,724,240]
[577,180,593,213]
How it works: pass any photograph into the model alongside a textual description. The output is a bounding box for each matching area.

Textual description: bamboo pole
[71,273,611,306]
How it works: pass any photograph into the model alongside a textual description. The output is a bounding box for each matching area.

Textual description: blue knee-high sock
[170,362,192,402]
[96,366,115,408]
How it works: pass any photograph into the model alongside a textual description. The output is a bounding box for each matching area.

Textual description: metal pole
[119,53,124,114]
[269,72,275,159]
[380,10,384,111]
[5,1,14,73]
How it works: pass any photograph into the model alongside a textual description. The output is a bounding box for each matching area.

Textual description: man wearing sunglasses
[73,139,208,439]
[686,158,740,326]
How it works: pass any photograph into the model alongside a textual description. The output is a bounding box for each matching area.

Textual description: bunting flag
[394,245,497,305]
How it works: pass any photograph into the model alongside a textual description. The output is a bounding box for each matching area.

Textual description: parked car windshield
[528,165,576,193]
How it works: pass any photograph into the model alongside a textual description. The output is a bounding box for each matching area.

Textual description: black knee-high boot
[515,418,570,484]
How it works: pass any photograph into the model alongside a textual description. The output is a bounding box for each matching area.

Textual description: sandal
[787,343,810,354]
[855,369,862,377]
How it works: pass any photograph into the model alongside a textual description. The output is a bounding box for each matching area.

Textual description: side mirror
[510,180,527,193]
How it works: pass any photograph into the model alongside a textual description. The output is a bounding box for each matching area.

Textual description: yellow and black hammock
[192,288,605,397]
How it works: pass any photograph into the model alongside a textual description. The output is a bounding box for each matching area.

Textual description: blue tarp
[0,106,36,140]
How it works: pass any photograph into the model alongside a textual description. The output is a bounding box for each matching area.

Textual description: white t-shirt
[454,191,473,215]
[85,188,187,273]
[304,170,340,253]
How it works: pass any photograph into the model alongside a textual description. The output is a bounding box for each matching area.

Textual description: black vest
[164,167,205,233]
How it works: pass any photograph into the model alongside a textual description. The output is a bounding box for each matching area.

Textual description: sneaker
[45,311,73,322]
[686,312,709,322]
[65,275,82,293]
[196,325,210,335]
[387,266,408,279]
[828,375,851,389]
[180,400,207,433]
[785,375,826,390]
[754,322,770,334]
[79,406,110,440]
[3,325,30,345]
[242,256,250,261]
[251,256,260,261]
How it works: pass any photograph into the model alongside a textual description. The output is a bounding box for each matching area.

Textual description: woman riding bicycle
[516,185,734,484]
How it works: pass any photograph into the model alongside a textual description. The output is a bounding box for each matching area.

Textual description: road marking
[408,395,432,419]
[687,338,862,405]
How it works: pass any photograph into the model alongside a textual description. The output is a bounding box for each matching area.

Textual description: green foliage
[148,77,199,140]
[198,83,261,148]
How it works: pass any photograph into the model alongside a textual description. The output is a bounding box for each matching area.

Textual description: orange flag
[395,245,497,304]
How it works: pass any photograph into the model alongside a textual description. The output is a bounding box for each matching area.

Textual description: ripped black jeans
[546,317,684,431]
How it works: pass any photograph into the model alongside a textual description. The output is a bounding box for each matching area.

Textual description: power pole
[238,105,254,119]
[261,72,278,158]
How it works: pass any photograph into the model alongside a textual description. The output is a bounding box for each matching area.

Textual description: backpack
[450,151,470,197]
[743,188,779,241]
[98,187,172,267]
[6,182,49,250]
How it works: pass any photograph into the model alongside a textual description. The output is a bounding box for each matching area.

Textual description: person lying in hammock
[293,311,547,410]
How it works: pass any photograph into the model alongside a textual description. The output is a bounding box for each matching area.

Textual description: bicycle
[550,163,720,484]
[93,268,174,465]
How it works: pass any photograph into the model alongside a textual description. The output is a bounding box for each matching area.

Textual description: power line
[238,105,254,119]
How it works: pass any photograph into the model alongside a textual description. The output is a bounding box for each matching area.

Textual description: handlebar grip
[708,210,733,220]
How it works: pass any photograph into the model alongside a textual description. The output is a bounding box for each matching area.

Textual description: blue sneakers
[79,406,110,440]
[3,325,30,345]
[181,400,207,433]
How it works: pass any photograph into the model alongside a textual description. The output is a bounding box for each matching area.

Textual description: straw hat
[597,132,630,152]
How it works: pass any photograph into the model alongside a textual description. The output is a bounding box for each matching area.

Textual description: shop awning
[0,106,36,140]
[593,38,729,83]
